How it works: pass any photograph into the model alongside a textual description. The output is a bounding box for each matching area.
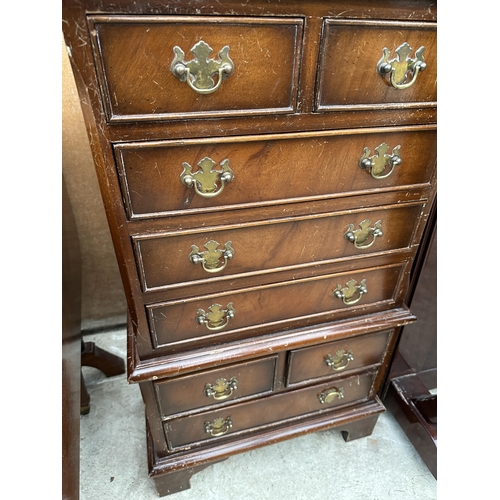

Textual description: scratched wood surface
[115,127,436,219]
[88,16,304,121]
[134,202,422,293]
[317,20,437,109]
[62,1,437,494]
[165,371,375,449]
[148,262,405,350]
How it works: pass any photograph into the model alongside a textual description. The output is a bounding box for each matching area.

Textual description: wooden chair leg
[80,339,126,414]
[81,340,125,377]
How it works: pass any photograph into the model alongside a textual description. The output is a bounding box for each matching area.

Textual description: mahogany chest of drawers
[62,0,437,495]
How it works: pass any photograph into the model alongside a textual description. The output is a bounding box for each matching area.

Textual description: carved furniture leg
[80,339,126,413]
[340,415,380,442]
[81,340,126,376]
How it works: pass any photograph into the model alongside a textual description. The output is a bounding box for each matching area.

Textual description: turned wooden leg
[340,415,380,442]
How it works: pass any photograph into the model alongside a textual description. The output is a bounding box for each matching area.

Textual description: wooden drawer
[147,262,406,350]
[154,356,277,418]
[115,128,436,219]
[88,15,303,123]
[134,202,423,293]
[165,371,375,450]
[316,20,436,111]
[287,330,391,387]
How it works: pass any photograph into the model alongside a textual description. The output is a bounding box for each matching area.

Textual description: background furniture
[62,174,82,500]
[383,200,437,477]
[62,1,437,495]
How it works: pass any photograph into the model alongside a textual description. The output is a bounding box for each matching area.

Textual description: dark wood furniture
[62,1,437,495]
[62,174,82,500]
[383,201,437,478]
[80,339,126,414]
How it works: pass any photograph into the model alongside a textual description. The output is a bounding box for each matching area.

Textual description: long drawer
[88,15,303,122]
[114,128,436,219]
[134,202,423,293]
[165,371,375,450]
[147,262,406,350]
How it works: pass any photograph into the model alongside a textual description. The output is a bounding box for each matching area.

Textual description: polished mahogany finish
[62,0,437,495]
[134,202,424,292]
[287,329,391,387]
[115,127,436,219]
[88,15,304,122]
[154,356,278,418]
[316,20,437,110]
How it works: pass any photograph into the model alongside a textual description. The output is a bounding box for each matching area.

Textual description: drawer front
[115,128,436,219]
[165,371,375,450]
[287,330,391,387]
[155,356,277,418]
[135,203,423,292]
[316,20,436,111]
[148,262,406,350]
[88,16,303,122]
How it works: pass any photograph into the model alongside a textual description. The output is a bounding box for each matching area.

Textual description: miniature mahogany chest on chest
[62,0,437,495]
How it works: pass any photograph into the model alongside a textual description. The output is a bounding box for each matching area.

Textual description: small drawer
[134,203,423,293]
[164,371,375,450]
[114,128,436,220]
[316,20,436,111]
[148,261,406,351]
[88,15,303,123]
[154,356,277,418]
[286,330,391,387]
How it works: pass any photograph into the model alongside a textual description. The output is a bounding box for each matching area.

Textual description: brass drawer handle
[318,387,344,404]
[171,40,234,94]
[359,142,402,179]
[204,377,239,400]
[181,157,234,198]
[345,220,383,249]
[333,279,367,305]
[196,302,236,331]
[377,42,426,90]
[325,349,354,371]
[189,240,234,273]
[204,416,233,437]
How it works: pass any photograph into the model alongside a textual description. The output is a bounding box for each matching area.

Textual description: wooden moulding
[146,397,385,496]
[128,306,416,383]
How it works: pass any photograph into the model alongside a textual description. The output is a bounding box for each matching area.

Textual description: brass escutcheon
[345,220,383,249]
[333,279,368,305]
[196,302,236,331]
[359,143,402,179]
[189,240,235,273]
[325,349,354,371]
[171,40,234,94]
[377,42,426,90]
[180,157,234,198]
[204,416,233,437]
[204,377,239,400]
[318,387,344,404]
